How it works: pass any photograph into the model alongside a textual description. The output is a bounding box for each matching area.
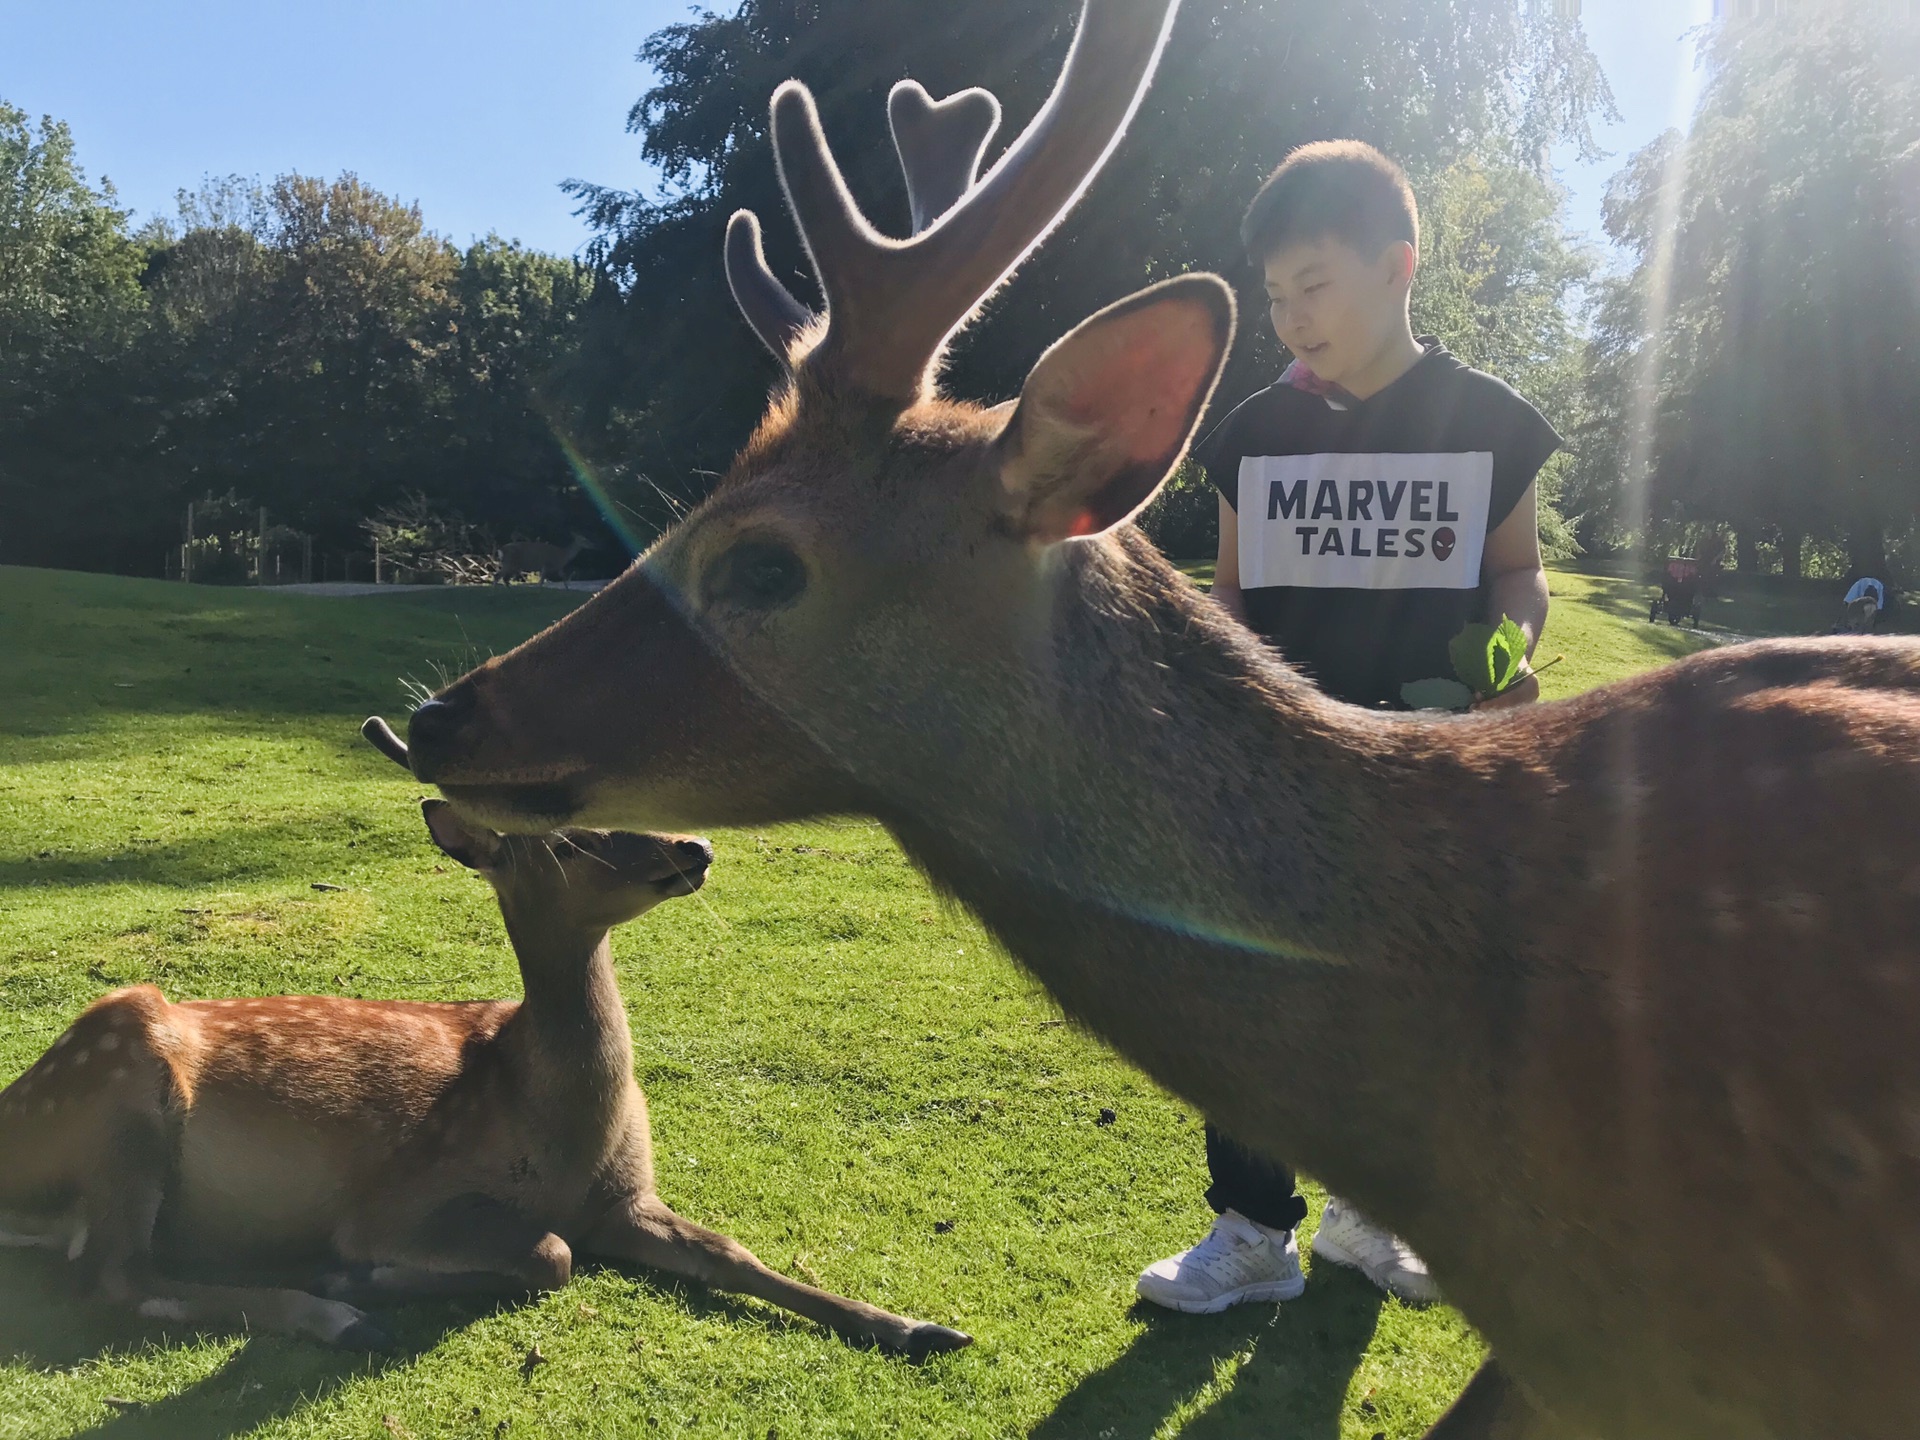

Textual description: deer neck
[497,910,636,1109]
[869,530,1496,1226]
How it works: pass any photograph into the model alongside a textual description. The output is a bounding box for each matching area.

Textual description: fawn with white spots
[0,718,968,1357]
[397,0,1920,1434]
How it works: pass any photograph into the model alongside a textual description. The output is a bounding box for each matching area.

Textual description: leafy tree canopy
[1572,0,1920,572]
[0,104,145,358]
[0,146,596,576]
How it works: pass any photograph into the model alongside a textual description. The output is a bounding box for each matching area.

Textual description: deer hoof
[901,1321,973,1362]
[335,1316,398,1352]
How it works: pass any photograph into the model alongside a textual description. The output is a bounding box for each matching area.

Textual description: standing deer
[0,718,968,1359]
[497,532,591,585]
[396,2,1920,1434]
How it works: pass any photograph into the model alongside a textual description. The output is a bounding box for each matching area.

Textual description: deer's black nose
[675,837,715,869]
[406,693,473,781]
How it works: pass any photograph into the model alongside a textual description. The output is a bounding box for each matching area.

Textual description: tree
[1578,1,1920,570]
[0,134,605,576]
[243,174,461,537]
[0,104,145,356]
[442,237,593,542]
[1411,155,1592,557]
[0,104,153,571]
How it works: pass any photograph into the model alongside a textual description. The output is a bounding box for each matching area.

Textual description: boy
[1135,140,1560,1313]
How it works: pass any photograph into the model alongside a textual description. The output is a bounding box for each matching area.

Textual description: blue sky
[5,0,1710,260]
[1550,0,1715,263]
[1,0,687,252]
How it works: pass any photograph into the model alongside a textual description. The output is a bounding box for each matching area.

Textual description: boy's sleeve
[1488,394,1564,532]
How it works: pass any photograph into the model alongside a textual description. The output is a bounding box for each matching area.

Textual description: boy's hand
[1472,667,1539,710]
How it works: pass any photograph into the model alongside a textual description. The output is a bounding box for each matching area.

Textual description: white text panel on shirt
[1237,451,1494,592]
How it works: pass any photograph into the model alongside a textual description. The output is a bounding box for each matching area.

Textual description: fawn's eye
[705,539,807,611]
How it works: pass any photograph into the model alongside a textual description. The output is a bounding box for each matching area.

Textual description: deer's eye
[705,539,807,611]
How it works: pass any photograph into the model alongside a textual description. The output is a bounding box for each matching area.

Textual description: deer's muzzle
[399,565,860,834]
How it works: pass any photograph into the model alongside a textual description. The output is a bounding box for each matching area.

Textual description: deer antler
[727,78,1002,367]
[886,82,1002,237]
[725,212,817,366]
[725,0,1179,400]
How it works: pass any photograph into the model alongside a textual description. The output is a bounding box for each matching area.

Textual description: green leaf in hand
[1487,616,1528,692]
[1449,616,1531,698]
[1448,622,1496,695]
[1401,677,1475,712]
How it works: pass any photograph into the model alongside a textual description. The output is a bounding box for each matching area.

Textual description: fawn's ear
[994,275,1233,545]
[421,799,505,871]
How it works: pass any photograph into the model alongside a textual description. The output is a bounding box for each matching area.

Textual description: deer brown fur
[399,1,1920,1434]
[498,533,591,585]
[0,723,968,1359]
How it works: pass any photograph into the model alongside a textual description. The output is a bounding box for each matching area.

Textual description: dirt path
[260,580,610,597]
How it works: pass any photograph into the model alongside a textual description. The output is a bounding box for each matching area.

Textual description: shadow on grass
[0,818,417,893]
[0,564,588,747]
[1030,1271,1384,1440]
[0,1248,451,1440]
[1558,571,1657,621]
[0,1247,877,1440]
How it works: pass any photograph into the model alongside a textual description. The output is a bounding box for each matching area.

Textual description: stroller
[1649,558,1705,627]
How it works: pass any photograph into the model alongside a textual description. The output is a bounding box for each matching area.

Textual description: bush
[360,493,498,585]
[1137,461,1217,561]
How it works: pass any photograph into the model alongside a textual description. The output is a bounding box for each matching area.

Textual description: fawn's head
[404,0,1230,834]
[365,719,712,924]
[420,799,712,930]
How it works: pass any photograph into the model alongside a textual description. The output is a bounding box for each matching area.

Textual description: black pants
[1204,1123,1308,1233]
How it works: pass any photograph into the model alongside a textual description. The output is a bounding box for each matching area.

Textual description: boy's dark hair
[1241,140,1419,267]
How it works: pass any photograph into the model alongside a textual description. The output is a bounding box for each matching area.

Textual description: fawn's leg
[579,1193,971,1361]
[82,1117,384,1349]
[329,1192,571,1303]
[1422,1359,1558,1440]
[113,1268,391,1349]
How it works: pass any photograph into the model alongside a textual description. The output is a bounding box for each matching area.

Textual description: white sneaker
[1135,1209,1306,1314]
[1309,1197,1439,1304]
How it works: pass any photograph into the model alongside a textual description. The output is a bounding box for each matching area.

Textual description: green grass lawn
[1,562,1719,1440]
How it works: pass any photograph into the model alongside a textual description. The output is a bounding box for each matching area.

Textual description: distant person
[1134,141,1561,1313]
[1842,576,1888,633]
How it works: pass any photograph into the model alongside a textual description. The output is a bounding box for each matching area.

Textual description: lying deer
[0,718,968,1359]
[498,533,591,585]
[397,2,1920,1435]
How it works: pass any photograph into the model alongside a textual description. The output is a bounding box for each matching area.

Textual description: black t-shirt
[1197,340,1562,707]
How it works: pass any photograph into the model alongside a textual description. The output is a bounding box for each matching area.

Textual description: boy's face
[1261,236,1415,389]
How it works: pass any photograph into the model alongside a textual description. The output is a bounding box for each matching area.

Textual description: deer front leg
[579,1194,971,1362]
[112,1269,392,1349]
[1422,1359,1557,1440]
[329,1192,571,1304]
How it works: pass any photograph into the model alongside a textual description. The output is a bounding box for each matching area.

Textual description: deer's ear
[422,799,505,871]
[995,275,1233,545]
